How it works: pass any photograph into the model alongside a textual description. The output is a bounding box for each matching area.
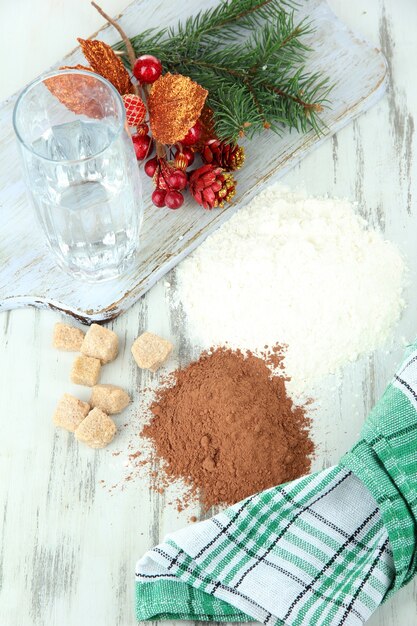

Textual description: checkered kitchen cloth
[135,343,417,625]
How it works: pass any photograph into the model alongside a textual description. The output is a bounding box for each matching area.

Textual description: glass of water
[13,69,144,282]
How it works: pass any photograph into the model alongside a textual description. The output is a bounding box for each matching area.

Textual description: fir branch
[112,0,331,142]
[243,79,270,129]
[164,0,297,50]
[114,0,297,61]
[210,84,265,140]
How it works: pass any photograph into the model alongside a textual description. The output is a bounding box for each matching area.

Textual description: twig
[210,0,275,33]
[248,25,302,75]
[91,1,136,71]
[156,142,167,159]
[182,59,322,112]
[244,78,268,128]
[267,83,323,111]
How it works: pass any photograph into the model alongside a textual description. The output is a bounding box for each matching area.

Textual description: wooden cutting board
[0,0,387,323]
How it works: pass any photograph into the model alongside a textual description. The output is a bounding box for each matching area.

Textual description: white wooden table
[0,1,416,625]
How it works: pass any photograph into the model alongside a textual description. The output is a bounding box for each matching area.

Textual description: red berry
[152,189,166,208]
[165,190,184,210]
[167,170,188,191]
[133,55,162,84]
[144,157,158,177]
[132,134,151,160]
[174,147,195,167]
[180,121,202,146]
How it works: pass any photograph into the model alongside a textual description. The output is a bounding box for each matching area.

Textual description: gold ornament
[77,38,133,95]
[148,73,208,145]
[45,67,104,118]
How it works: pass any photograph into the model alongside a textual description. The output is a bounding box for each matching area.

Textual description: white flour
[175,186,406,397]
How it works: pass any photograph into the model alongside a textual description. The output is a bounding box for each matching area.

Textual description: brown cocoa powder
[142,347,313,510]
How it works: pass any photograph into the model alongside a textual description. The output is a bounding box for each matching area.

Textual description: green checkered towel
[135,342,417,625]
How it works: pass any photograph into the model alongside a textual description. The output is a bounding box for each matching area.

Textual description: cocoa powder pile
[142,347,313,509]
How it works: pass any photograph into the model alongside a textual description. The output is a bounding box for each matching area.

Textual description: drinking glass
[13,69,144,282]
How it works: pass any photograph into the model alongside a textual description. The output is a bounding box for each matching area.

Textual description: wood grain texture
[0,1,416,625]
[0,0,387,323]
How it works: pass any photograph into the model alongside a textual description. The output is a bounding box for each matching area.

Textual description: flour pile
[175,186,406,396]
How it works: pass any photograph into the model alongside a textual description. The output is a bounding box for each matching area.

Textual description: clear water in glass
[13,70,144,282]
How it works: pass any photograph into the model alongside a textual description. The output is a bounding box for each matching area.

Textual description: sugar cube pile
[51,322,172,450]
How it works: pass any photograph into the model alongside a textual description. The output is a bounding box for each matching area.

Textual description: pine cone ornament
[189,164,236,210]
[122,94,146,127]
[202,139,245,171]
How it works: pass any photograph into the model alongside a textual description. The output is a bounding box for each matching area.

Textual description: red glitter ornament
[133,55,162,84]
[122,94,146,127]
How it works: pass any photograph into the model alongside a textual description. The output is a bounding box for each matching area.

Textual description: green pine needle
[113,0,330,142]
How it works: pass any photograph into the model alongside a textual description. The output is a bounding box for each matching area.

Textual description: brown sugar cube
[131,332,173,372]
[74,407,116,449]
[81,323,119,364]
[90,384,131,415]
[53,393,90,432]
[53,322,85,351]
[71,355,101,387]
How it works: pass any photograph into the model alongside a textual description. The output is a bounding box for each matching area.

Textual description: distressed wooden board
[0,0,387,323]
